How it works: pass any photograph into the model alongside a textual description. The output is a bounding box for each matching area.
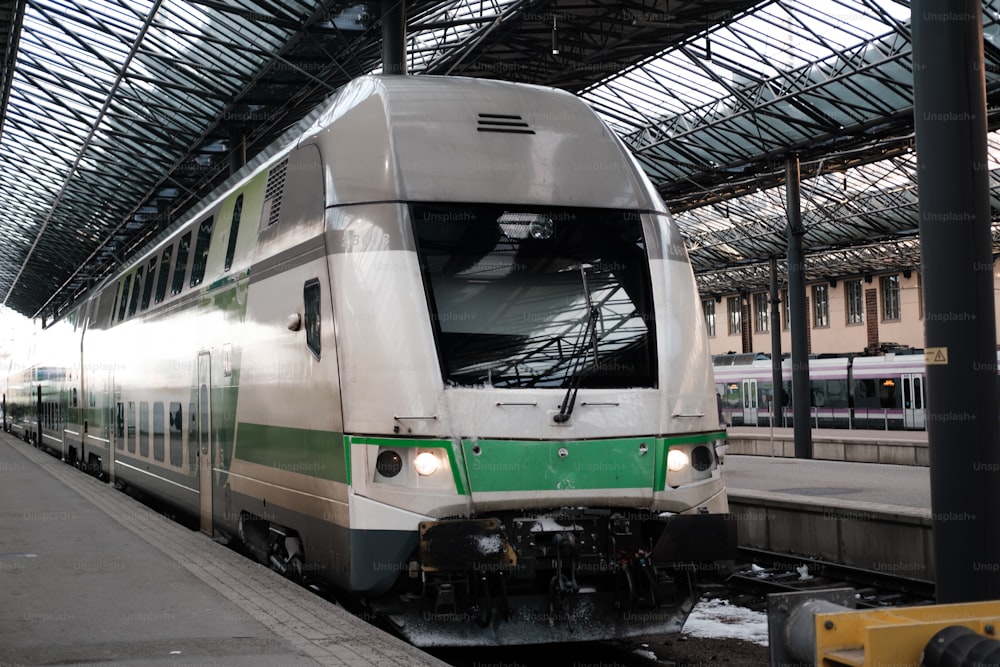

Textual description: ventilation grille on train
[477,113,535,134]
[263,159,288,227]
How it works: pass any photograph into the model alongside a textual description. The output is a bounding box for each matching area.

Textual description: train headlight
[376,450,403,478]
[666,448,689,472]
[413,451,441,476]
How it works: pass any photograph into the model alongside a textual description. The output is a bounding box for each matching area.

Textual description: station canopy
[0,0,999,320]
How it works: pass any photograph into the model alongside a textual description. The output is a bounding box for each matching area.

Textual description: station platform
[0,430,449,667]
[722,452,930,510]
[722,453,934,581]
[725,425,928,466]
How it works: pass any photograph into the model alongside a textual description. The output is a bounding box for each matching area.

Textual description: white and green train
[3,75,735,646]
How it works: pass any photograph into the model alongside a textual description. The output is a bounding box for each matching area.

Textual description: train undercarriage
[375,508,737,646]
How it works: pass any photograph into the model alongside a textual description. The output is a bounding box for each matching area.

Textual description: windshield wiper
[553,266,600,423]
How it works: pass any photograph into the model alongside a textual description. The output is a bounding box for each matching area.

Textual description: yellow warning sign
[925,347,948,365]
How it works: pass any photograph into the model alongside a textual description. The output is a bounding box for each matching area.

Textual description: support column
[913,0,1000,602]
[785,155,812,459]
[769,258,783,423]
[382,0,406,75]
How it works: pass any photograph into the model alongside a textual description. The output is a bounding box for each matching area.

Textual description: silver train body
[3,75,735,646]
[712,350,993,431]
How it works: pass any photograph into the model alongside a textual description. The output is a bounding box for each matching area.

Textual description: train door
[902,373,925,429]
[108,371,118,482]
[197,352,213,535]
[741,379,758,425]
[35,384,42,445]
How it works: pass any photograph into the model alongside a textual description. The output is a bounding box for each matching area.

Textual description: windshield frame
[410,202,658,390]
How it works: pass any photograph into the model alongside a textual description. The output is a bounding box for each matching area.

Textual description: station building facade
[701,265,999,357]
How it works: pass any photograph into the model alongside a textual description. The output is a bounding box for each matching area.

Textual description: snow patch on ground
[682,598,770,646]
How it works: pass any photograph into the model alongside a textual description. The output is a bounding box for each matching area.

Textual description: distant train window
[139,402,149,457]
[172,232,192,295]
[304,279,321,358]
[71,388,78,408]
[155,244,173,303]
[117,274,132,322]
[190,217,215,287]
[879,378,899,409]
[127,401,136,453]
[169,402,183,467]
[724,383,741,408]
[825,379,849,408]
[153,402,165,463]
[141,256,157,311]
[128,266,144,318]
[857,379,874,399]
[225,195,243,271]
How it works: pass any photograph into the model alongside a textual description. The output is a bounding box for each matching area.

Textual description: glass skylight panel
[583,0,913,137]
[395,0,519,74]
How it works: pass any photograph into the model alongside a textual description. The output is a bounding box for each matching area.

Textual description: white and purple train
[711,350,983,431]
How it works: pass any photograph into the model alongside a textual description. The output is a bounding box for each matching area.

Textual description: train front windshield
[411,204,657,389]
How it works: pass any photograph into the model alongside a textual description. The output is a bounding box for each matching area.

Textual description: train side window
[879,378,899,409]
[139,402,149,457]
[116,402,124,447]
[153,402,165,462]
[189,217,215,287]
[172,232,192,295]
[127,266,144,318]
[304,279,321,359]
[117,274,132,322]
[225,195,244,271]
[188,402,196,473]
[141,256,157,311]
[127,401,136,453]
[914,377,923,410]
[723,382,740,408]
[856,379,874,399]
[826,379,849,408]
[169,402,183,467]
[155,244,173,304]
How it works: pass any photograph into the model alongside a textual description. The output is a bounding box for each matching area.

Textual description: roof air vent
[477,113,534,135]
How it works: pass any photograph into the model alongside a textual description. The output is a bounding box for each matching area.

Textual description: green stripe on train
[234,422,348,483]
[464,432,725,493]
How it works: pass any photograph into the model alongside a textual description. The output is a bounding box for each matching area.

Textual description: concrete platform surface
[722,453,931,510]
[0,431,449,667]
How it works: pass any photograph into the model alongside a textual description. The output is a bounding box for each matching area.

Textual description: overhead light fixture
[552,3,560,54]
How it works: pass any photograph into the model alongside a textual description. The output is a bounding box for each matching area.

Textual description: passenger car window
[304,279,321,358]
[155,244,173,303]
[172,232,191,295]
[190,217,215,287]
[225,196,243,271]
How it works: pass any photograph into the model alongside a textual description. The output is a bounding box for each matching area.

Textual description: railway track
[725,546,936,609]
